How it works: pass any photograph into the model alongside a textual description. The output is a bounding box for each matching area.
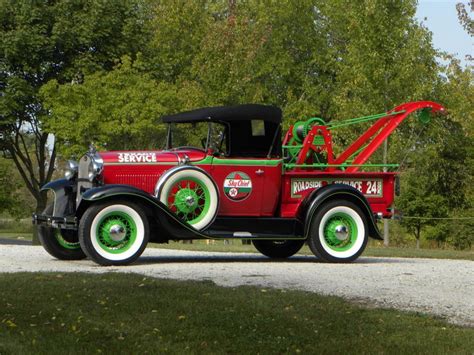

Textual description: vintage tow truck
[33,101,444,265]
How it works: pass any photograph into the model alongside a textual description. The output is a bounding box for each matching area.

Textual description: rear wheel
[79,201,149,266]
[252,240,305,259]
[307,200,368,263]
[38,205,86,260]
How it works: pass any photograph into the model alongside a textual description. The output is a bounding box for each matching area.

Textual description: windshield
[166,121,228,154]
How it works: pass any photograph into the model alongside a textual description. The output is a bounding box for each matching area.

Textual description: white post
[383,139,389,247]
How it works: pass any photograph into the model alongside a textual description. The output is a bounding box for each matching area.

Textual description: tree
[456,1,473,38]
[41,57,179,156]
[397,176,448,249]
[432,55,473,249]
[0,0,150,214]
[396,1,473,249]
[397,115,471,249]
[0,157,21,215]
[146,0,211,83]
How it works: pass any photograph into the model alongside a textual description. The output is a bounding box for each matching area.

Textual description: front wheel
[307,200,368,263]
[79,201,149,266]
[38,226,87,260]
[38,204,86,260]
[252,240,305,259]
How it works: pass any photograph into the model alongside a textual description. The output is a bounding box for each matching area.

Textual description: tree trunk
[415,225,421,249]
[32,191,48,245]
[383,219,389,247]
[4,130,56,245]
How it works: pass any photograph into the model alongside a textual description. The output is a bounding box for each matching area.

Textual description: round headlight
[88,154,104,182]
[64,160,78,180]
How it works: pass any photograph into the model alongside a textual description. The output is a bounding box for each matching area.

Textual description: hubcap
[174,188,199,213]
[334,225,349,240]
[96,212,137,254]
[186,196,195,207]
[323,212,357,251]
[109,224,126,242]
[168,178,210,225]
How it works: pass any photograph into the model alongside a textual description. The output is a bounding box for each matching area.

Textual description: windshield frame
[165,121,229,155]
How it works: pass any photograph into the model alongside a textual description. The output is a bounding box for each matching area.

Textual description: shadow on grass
[0,238,32,246]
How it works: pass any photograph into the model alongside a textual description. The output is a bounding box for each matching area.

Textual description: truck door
[210,158,281,217]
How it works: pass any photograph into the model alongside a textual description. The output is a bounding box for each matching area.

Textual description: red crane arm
[334,101,445,172]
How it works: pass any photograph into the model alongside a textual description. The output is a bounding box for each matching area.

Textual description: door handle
[255,169,264,175]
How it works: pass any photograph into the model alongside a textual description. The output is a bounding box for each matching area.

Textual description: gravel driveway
[0,245,472,326]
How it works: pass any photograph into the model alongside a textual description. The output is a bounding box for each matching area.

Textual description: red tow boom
[283,101,445,172]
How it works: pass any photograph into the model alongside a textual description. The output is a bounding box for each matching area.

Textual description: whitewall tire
[79,201,149,266]
[156,167,219,231]
[308,200,368,262]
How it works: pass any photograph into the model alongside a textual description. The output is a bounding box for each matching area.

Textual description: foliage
[322,0,437,114]
[147,0,212,83]
[0,158,20,214]
[41,57,178,157]
[456,1,473,57]
[397,116,471,249]
[1,0,473,249]
[397,173,448,247]
[0,0,151,212]
[0,156,36,217]
[188,0,328,109]
[1,273,473,354]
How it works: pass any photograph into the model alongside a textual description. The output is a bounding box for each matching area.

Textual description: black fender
[77,184,209,242]
[299,184,382,240]
[40,178,77,217]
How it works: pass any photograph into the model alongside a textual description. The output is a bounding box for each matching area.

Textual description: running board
[204,229,304,240]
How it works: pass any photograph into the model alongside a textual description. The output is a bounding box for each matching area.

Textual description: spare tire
[156,166,219,230]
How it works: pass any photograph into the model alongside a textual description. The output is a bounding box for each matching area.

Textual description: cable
[400,216,473,220]
[396,125,425,172]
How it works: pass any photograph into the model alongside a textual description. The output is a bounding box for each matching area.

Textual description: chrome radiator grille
[76,154,93,204]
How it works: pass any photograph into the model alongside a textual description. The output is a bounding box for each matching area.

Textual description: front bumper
[32,214,78,230]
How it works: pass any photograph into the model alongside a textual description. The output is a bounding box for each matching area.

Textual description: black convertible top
[162,104,282,124]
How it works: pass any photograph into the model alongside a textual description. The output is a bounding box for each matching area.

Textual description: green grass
[0,218,33,234]
[364,245,473,260]
[0,273,472,354]
[151,240,474,261]
[0,232,32,241]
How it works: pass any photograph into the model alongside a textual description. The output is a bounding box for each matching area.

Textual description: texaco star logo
[223,172,252,201]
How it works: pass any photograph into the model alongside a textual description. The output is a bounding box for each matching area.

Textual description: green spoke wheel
[308,200,368,263]
[322,213,358,252]
[38,205,86,260]
[157,167,219,231]
[54,229,82,250]
[95,211,137,254]
[168,177,210,225]
[79,201,149,266]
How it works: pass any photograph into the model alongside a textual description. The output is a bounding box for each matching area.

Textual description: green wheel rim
[167,177,210,225]
[55,230,81,250]
[95,211,137,254]
[322,212,358,252]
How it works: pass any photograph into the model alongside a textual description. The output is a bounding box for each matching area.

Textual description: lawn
[151,240,474,261]
[0,273,472,354]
